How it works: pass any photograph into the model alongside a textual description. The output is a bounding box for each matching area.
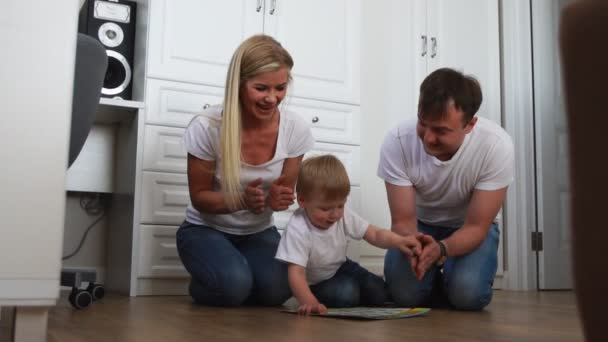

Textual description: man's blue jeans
[384,221,499,311]
[310,259,390,307]
[176,221,291,307]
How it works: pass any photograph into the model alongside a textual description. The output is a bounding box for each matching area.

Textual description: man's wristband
[436,240,448,266]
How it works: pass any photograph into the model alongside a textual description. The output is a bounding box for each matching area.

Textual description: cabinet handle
[421,35,427,57]
[269,0,276,15]
[430,37,437,58]
[203,104,210,109]
[312,116,319,123]
[256,0,262,12]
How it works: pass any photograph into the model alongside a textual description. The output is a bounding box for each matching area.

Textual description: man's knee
[446,274,493,311]
[384,249,425,306]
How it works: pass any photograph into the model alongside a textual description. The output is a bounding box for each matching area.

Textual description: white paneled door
[426,0,501,124]
[264,0,361,104]
[147,0,263,87]
[532,0,574,289]
[147,0,361,105]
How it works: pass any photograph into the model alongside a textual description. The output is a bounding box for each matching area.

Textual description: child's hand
[243,178,265,214]
[268,175,295,211]
[298,302,328,315]
[397,233,423,257]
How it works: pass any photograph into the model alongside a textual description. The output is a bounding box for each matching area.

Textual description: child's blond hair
[296,155,350,201]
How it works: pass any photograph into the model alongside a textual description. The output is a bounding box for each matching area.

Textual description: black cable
[63,193,107,260]
[62,212,105,260]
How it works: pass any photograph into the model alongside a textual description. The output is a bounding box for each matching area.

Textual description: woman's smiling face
[240,67,289,122]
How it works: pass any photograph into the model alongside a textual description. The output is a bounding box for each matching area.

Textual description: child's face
[298,195,347,230]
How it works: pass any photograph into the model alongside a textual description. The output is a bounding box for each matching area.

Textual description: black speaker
[79,0,137,100]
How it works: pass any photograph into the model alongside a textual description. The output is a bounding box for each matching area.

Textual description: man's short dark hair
[418,68,483,124]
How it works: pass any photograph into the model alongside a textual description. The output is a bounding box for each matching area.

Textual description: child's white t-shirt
[275,207,369,285]
[377,117,514,228]
[183,105,315,235]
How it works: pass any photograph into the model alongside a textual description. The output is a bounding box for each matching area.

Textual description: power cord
[62,193,107,260]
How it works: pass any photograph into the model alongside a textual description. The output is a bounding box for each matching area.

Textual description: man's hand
[415,235,442,280]
[298,302,328,315]
[243,178,265,214]
[268,175,295,211]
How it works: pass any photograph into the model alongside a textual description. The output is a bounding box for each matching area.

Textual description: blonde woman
[177,35,314,306]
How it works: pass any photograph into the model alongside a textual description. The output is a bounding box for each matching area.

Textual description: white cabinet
[411,0,501,124]
[147,0,361,104]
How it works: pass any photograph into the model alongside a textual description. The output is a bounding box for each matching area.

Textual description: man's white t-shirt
[377,117,514,228]
[183,105,315,235]
[275,207,369,285]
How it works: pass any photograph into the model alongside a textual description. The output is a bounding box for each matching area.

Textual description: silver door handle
[421,35,427,57]
[269,0,276,15]
[203,104,210,109]
[430,37,437,58]
[256,0,262,12]
[311,116,319,123]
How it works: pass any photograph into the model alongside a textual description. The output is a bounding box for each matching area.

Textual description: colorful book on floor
[282,307,431,320]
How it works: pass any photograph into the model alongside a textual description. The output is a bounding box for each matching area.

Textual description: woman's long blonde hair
[221,35,294,210]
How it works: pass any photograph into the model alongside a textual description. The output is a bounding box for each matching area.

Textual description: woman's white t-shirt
[275,207,369,285]
[377,117,514,228]
[183,105,315,235]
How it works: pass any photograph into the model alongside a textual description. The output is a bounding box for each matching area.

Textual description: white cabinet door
[140,171,190,225]
[143,125,188,173]
[264,0,361,104]
[146,78,224,127]
[147,0,263,87]
[138,225,189,278]
[287,96,361,145]
[425,0,501,124]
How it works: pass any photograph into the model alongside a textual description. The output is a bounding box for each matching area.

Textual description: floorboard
[2,290,584,341]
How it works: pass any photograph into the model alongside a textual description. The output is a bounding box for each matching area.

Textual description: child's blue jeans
[310,259,390,307]
[176,221,291,307]
[384,221,500,311]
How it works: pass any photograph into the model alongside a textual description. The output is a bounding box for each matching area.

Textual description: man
[377,68,514,310]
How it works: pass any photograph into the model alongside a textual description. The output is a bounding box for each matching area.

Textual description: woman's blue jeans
[176,221,291,307]
[310,259,390,308]
[384,221,500,311]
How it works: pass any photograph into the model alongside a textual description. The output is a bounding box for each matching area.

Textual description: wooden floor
[4,290,585,342]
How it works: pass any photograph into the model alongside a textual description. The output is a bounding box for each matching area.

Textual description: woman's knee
[190,267,253,307]
[248,257,291,306]
[253,271,292,306]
